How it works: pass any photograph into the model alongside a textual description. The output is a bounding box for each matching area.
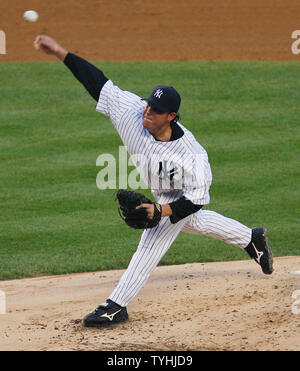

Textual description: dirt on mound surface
[0,257,300,351]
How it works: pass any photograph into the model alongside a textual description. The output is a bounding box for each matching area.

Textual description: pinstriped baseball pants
[109,209,252,307]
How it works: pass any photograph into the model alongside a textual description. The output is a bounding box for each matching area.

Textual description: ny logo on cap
[154,89,164,99]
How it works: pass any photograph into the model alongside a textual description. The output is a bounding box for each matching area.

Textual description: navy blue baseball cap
[142,86,181,113]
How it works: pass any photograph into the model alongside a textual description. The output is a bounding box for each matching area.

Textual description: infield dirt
[1,0,300,62]
[1,257,300,351]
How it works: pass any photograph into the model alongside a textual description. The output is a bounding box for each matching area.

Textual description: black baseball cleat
[245,227,273,275]
[83,299,129,327]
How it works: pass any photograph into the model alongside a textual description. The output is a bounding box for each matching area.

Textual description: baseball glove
[116,189,162,229]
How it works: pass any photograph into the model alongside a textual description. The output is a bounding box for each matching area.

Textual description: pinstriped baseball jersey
[96,79,252,308]
[96,80,212,205]
[35,45,272,325]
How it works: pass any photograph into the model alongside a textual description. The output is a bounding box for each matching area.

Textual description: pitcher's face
[142,104,176,132]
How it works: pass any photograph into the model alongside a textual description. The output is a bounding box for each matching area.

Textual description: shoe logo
[100,309,122,321]
[252,242,264,263]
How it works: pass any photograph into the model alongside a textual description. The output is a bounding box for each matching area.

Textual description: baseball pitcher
[34,35,273,327]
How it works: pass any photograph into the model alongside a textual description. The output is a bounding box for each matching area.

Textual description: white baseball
[23,10,39,23]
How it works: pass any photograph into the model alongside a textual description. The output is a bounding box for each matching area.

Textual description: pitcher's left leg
[109,216,187,307]
[83,216,187,327]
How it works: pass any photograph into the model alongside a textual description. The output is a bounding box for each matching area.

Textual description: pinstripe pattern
[183,210,252,248]
[96,80,252,307]
[109,217,188,307]
[110,208,251,307]
[96,80,212,204]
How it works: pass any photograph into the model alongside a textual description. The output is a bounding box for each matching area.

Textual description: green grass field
[0,60,299,280]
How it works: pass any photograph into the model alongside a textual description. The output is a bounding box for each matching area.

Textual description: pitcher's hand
[34,35,68,61]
